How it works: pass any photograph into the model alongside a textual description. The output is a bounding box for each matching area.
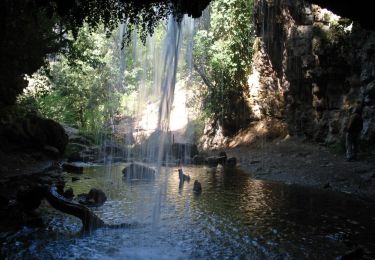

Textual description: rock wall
[250,0,375,145]
[0,115,68,155]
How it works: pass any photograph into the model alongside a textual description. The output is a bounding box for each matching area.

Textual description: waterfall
[113,15,197,164]
[156,16,182,165]
[112,14,197,228]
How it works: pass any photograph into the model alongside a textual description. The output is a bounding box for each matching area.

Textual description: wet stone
[122,163,156,180]
[193,180,202,193]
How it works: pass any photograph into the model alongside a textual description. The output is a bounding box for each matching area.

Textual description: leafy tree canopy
[193,0,255,135]
[0,0,210,108]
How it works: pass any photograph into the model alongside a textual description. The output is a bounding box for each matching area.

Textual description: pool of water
[2,164,375,259]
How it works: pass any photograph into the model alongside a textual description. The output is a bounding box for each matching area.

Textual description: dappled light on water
[3,165,375,259]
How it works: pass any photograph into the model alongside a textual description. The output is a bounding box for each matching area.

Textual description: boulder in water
[218,151,227,157]
[122,163,156,180]
[72,177,80,182]
[206,156,219,167]
[226,157,237,167]
[193,180,202,194]
[217,156,227,166]
[78,188,107,207]
[63,187,74,200]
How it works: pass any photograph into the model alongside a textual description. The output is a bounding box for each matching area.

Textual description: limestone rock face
[252,0,375,146]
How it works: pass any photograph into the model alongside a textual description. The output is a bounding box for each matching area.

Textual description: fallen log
[44,186,130,233]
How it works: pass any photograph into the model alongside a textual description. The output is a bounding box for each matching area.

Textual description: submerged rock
[218,151,228,165]
[193,180,202,194]
[72,177,80,182]
[63,187,74,200]
[78,188,107,207]
[217,156,227,165]
[226,157,237,167]
[122,163,156,180]
[219,151,227,158]
[206,156,219,167]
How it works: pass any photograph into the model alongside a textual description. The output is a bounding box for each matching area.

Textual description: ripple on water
[2,165,375,259]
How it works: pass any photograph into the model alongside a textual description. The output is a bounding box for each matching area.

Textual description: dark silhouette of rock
[217,156,227,165]
[122,163,156,180]
[206,156,219,167]
[193,155,205,165]
[193,180,202,194]
[63,187,74,200]
[16,186,45,211]
[69,135,93,146]
[219,151,227,157]
[87,188,107,206]
[43,145,60,159]
[1,116,68,156]
[44,186,130,232]
[78,188,107,207]
[226,157,237,167]
[72,177,80,182]
[65,143,89,162]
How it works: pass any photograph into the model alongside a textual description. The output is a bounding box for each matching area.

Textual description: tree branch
[193,63,215,89]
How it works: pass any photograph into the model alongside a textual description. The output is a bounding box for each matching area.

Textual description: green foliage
[193,0,255,135]
[18,21,170,135]
[19,25,125,133]
[1,0,210,109]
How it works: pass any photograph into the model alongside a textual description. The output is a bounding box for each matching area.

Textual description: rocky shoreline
[223,135,375,201]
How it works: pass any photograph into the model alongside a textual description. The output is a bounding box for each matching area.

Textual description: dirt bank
[223,135,375,200]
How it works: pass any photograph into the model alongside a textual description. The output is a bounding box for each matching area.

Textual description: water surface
[2,164,375,259]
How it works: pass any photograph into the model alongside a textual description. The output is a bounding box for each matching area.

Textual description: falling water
[156,16,182,164]
[112,14,197,230]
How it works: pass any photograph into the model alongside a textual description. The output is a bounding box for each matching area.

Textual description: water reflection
[2,164,374,259]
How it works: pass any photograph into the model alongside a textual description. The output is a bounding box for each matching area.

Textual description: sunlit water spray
[113,15,197,230]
